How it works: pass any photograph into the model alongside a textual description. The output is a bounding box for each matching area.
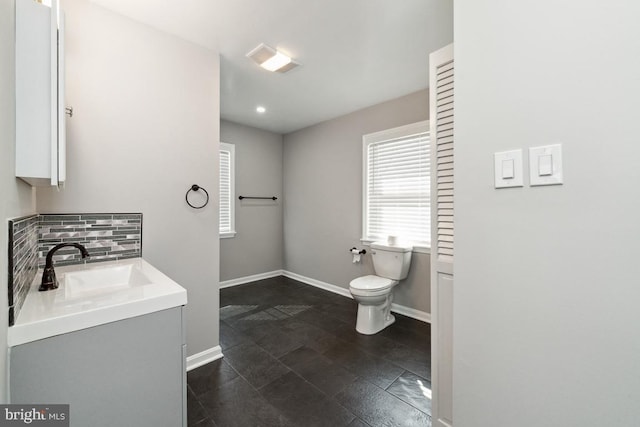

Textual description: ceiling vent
[246,43,299,73]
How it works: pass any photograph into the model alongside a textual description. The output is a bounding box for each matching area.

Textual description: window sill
[360,238,431,255]
[220,231,236,239]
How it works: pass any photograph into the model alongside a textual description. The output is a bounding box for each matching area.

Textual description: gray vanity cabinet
[10,307,187,427]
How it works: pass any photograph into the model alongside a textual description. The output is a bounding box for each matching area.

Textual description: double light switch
[494,144,563,188]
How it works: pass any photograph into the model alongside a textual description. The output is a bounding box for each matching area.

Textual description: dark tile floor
[188,276,432,427]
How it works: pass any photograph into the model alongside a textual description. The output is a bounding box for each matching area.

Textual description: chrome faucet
[39,243,90,291]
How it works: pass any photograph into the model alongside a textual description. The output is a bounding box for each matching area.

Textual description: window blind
[219,143,234,235]
[364,123,430,245]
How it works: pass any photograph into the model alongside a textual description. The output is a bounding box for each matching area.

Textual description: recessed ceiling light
[246,43,300,73]
[256,106,266,114]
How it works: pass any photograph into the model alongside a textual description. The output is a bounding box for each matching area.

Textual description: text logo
[0,405,69,426]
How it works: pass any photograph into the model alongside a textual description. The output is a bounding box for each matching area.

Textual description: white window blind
[219,142,235,238]
[363,121,430,246]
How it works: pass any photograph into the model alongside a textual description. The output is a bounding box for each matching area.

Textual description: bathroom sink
[63,264,151,298]
[8,258,187,347]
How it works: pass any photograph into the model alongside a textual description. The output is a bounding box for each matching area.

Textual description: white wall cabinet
[15,0,66,187]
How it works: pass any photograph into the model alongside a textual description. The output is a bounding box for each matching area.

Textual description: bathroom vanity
[8,258,188,427]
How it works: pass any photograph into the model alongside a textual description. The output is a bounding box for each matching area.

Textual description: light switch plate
[529,144,563,186]
[494,149,523,188]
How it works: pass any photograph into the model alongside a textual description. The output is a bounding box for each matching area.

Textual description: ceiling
[90,0,453,134]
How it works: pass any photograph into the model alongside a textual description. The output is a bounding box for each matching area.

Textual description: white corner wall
[283,90,431,314]
[454,1,640,425]
[0,0,38,401]
[36,0,220,357]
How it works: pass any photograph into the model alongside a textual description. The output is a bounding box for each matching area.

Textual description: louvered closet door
[429,43,454,427]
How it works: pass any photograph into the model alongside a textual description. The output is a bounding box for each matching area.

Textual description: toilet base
[355,297,396,335]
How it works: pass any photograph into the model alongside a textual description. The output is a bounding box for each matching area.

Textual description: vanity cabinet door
[10,307,187,427]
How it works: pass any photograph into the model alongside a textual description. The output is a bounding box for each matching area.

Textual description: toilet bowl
[350,275,397,334]
[349,241,412,335]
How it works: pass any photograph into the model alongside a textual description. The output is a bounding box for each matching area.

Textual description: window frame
[361,120,430,254]
[219,142,236,239]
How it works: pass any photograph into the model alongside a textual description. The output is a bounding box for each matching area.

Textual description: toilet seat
[349,275,396,292]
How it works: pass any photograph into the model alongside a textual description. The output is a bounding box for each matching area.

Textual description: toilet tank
[370,241,413,280]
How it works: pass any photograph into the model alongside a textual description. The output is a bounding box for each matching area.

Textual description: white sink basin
[9,258,187,347]
[64,264,151,298]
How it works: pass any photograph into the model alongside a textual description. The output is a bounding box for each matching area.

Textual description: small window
[363,121,430,248]
[219,142,236,238]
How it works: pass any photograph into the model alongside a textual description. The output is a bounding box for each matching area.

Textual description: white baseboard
[282,270,431,323]
[282,270,353,299]
[220,270,284,289]
[391,303,431,323]
[186,346,223,371]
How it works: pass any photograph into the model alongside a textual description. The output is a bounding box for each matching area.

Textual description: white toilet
[349,241,413,335]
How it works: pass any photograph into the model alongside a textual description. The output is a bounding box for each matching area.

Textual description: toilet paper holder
[349,248,366,255]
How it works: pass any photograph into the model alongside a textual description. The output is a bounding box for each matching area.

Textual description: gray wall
[454,1,640,425]
[220,120,284,281]
[0,0,38,401]
[37,0,220,357]
[283,90,430,313]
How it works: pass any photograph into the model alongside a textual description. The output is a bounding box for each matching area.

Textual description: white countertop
[8,258,187,347]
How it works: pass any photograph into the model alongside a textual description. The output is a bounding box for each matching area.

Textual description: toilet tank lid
[370,241,413,253]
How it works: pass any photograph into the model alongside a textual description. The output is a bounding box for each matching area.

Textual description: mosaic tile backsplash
[8,213,142,326]
[8,214,39,326]
[38,213,142,268]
